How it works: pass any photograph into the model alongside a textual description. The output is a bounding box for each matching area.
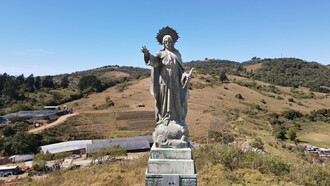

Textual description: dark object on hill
[235,94,244,100]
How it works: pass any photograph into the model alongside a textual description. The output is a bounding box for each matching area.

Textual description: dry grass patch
[24,155,149,186]
[100,71,130,79]
[60,76,329,145]
[244,63,263,72]
[297,121,330,147]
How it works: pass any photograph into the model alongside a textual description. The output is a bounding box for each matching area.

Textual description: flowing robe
[145,48,189,125]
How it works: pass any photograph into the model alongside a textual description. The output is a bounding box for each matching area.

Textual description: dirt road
[29,112,79,133]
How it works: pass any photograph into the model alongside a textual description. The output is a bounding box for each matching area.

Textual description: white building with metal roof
[39,136,153,155]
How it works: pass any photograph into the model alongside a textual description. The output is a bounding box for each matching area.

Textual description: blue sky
[0,0,329,76]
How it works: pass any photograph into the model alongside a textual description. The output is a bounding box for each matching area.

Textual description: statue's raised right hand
[141,46,150,56]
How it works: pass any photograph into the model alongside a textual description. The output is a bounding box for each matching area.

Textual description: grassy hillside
[185,58,330,93]
[6,61,330,185]
[36,72,329,146]
[243,58,330,93]
[54,65,150,88]
[0,66,150,115]
[184,59,240,70]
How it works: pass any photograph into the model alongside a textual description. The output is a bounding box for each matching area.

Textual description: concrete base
[146,173,197,186]
[145,143,197,186]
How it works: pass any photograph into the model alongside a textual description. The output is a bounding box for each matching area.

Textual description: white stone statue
[142,27,193,148]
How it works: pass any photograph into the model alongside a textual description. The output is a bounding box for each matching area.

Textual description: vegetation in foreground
[23,144,329,186]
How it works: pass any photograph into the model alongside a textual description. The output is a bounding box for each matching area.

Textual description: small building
[39,140,93,154]
[9,154,34,163]
[38,136,153,155]
[0,166,19,174]
[2,109,68,123]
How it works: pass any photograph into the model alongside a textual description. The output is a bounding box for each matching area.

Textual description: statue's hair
[156,26,179,45]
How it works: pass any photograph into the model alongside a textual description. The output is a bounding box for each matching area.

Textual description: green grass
[297,121,330,147]
[23,144,330,186]
[40,111,154,141]
[106,130,136,138]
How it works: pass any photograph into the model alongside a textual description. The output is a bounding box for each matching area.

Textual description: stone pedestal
[145,143,197,186]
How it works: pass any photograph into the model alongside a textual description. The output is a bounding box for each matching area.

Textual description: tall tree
[78,75,103,92]
[16,74,25,86]
[35,76,41,89]
[219,71,229,82]
[42,76,54,88]
[25,74,35,92]
[60,76,69,88]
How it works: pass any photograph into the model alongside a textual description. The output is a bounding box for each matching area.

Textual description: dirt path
[29,112,79,133]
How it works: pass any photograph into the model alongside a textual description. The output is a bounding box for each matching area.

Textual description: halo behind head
[156,26,179,45]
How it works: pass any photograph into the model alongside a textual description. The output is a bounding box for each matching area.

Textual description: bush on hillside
[250,138,264,150]
[287,127,297,141]
[235,94,244,100]
[281,109,303,120]
[246,58,330,93]
[78,75,103,93]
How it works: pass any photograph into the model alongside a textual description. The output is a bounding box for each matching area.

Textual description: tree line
[243,58,330,93]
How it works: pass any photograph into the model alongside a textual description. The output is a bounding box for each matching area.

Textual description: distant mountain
[243,58,330,93]
[54,65,150,88]
[185,58,330,93]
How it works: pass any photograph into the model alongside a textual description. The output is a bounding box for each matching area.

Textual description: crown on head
[156,26,179,45]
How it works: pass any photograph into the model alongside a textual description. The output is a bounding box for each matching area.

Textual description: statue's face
[163,36,174,50]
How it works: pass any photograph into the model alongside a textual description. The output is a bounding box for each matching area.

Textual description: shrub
[32,159,46,171]
[281,109,303,120]
[105,96,110,103]
[307,114,315,121]
[287,127,297,141]
[309,108,330,122]
[219,71,229,82]
[54,152,73,160]
[90,145,127,164]
[288,98,295,102]
[107,100,115,107]
[5,132,39,155]
[235,94,244,100]
[208,130,235,144]
[8,116,28,123]
[116,82,133,92]
[2,126,15,137]
[250,138,264,150]
[255,104,261,110]
[272,124,286,140]
[78,75,103,93]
